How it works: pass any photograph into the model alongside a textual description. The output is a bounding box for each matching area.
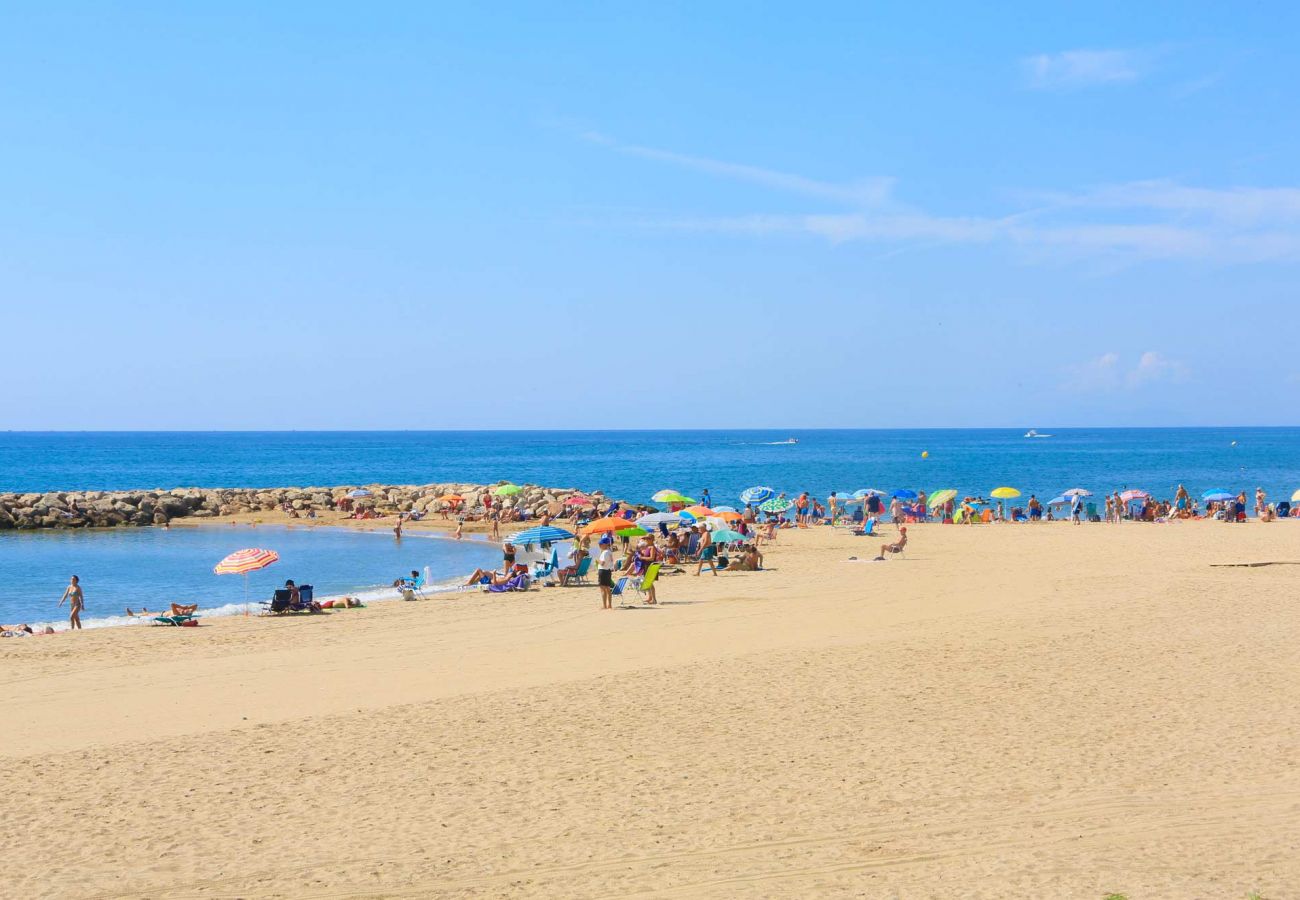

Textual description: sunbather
[874,527,908,561]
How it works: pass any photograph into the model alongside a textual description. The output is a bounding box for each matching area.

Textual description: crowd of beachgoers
[6,480,1294,639]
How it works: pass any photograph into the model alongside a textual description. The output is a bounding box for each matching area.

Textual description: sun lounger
[488,572,532,593]
[153,614,195,626]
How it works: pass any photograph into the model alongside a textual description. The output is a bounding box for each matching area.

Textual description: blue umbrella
[347,488,372,498]
[740,486,775,504]
[711,505,738,513]
[892,489,918,500]
[853,488,886,499]
[1048,496,1069,505]
[1202,490,1235,502]
[508,525,575,545]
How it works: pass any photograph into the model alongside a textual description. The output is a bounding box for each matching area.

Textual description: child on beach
[597,537,615,610]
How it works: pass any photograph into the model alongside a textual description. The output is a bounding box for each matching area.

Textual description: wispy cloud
[1022,49,1145,89]
[1041,180,1300,225]
[581,133,1300,264]
[581,131,893,207]
[1062,351,1189,392]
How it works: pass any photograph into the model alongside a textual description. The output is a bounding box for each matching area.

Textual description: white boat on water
[1024,429,1053,438]
[769,437,799,445]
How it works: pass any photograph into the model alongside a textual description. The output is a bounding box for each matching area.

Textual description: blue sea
[2,429,1298,628]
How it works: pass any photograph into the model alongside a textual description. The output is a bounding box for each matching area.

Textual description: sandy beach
[3,519,1298,898]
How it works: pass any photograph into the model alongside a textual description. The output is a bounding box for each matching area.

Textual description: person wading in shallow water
[58,575,85,630]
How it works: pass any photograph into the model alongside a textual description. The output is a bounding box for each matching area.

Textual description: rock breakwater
[0,483,608,530]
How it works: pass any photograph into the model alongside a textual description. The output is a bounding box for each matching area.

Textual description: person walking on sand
[695,527,717,576]
[597,537,615,610]
[58,575,85,630]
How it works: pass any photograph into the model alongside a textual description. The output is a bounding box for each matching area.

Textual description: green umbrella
[615,526,648,538]
[759,498,793,513]
[710,528,745,543]
[652,489,694,504]
[493,483,523,496]
[928,488,958,508]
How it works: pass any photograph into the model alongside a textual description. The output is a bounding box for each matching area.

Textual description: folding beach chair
[565,556,592,585]
[610,576,629,600]
[633,563,661,603]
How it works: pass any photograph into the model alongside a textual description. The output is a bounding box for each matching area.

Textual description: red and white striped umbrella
[214,548,280,576]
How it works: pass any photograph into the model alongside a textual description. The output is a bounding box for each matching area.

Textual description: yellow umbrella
[990,486,1021,499]
[1292,489,1300,502]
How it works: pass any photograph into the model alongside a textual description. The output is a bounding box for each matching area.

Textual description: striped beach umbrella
[214,548,280,575]
[214,548,280,611]
[347,489,372,499]
[509,525,575,545]
[758,498,793,513]
[1119,489,1149,503]
[740,486,775,504]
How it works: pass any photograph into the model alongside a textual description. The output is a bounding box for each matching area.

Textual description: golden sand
[3,520,1298,898]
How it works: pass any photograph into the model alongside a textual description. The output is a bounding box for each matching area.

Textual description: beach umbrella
[740,486,775,504]
[563,494,592,506]
[681,505,715,518]
[509,525,575,545]
[1047,496,1069,506]
[347,488,372,499]
[759,498,793,513]
[493,484,523,496]
[214,547,279,611]
[580,516,636,536]
[652,489,694,504]
[990,487,1021,499]
[616,526,648,538]
[928,489,958,508]
[1119,489,1149,503]
[853,488,886,499]
[1292,489,1300,502]
[710,528,745,543]
[437,493,464,503]
[712,510,743,522]
[636,511,682,529]
[711,505,737,513]
[1201,491,1235,503]
[1062,488,1092,497]
[891,488,918,500]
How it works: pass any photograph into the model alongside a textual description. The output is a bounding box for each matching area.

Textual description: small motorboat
[1024,429,1052,438]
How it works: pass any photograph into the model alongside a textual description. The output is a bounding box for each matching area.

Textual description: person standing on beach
[597,537,615,609]
[700,488,712,509]
[57,575,85,630]
[1255,487,1267,518]
[695,527,717,576]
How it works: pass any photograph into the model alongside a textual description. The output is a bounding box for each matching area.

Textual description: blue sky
[3,2,1299,429]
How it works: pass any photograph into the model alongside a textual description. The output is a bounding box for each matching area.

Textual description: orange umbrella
[580,516,636,536]
[681,505,715,517]
[438,493,464,503]
[713,510,743,522]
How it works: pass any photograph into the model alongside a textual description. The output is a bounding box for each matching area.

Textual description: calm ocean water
[2,429,1298,628]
